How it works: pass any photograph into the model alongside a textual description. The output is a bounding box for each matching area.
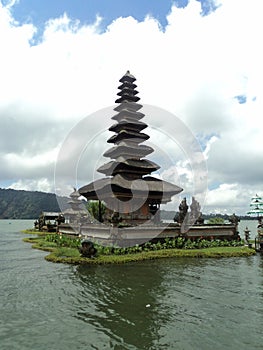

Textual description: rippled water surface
[1,220,263,350]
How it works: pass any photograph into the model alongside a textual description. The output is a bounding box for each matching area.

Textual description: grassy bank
[23,233,256,265]
[22,229,46,235]
[45,246,256,265]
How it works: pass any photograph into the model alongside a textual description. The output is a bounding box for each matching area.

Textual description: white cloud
[203,184,263,215]
[9,178,53,193]
[0,0,262,215]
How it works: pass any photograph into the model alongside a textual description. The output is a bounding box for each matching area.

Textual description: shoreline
[23,232,256,265]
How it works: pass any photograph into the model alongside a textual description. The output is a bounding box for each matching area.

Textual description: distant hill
[0,188,251,220]
[0,188,69,219]
[160,210,251,221]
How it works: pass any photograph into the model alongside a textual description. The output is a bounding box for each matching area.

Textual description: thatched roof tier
[115,84,140,103]
[79,174,182,204]
[117,86,139,97]
[103,142,154,159]
[107,130,149,144]
[109,119,147,133]
[114,102,143,112]
[118,82,137,90]
[112,109,145,121]
[68,187,81,200]
[97,159,160,176]
[119,70,136,83]
[115,95,140,103]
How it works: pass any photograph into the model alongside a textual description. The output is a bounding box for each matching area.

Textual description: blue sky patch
[234,95,247,104]
[10,0,218,38]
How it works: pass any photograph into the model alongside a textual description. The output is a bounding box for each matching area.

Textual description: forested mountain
[0,188,69,219]
[0,188,250,220]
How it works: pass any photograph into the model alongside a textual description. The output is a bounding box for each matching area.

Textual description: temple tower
[79,71,183,225]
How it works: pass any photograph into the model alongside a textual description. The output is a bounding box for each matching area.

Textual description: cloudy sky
[0,0,262,215]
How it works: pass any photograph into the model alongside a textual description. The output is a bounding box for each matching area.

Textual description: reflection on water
[74,263,167,349]
[1,220,263,350]
[73,257,263,350]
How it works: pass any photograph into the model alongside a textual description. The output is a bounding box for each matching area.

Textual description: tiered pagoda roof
[63,187,86,217]
[79,71,182,207]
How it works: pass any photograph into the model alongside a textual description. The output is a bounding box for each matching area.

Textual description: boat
[247,194,263,252]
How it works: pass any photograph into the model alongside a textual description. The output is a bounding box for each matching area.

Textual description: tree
[207,217,225,224]
[86,200,106,222]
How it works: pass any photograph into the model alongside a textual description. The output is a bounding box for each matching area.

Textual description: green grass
[23,235,256,265]
[23,236,57,251]
[22,229,46,236]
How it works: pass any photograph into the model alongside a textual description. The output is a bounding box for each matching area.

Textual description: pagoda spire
[97,70,159,179]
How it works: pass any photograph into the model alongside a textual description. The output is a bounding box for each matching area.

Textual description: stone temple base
[58,222,239,247]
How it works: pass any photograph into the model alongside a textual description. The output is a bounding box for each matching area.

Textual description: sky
[0,0,262,215]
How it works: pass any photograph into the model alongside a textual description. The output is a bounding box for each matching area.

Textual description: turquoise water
[0,220,263,350]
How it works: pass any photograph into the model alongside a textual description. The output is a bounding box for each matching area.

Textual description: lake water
[0,219,263,350]
[238,219,259,240]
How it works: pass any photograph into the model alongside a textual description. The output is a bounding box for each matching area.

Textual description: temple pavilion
[79,71,183,226]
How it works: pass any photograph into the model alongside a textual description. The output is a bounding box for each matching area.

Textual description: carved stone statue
[190,196,200,217]
[190,197,204,224]
[178,197,188,224]
[229,213,240,226]
[244,227,250,243]
[79,239,97,258]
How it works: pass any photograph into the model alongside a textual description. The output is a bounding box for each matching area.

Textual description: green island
[22,230,256,265]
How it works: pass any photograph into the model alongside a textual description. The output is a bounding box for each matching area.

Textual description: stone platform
[58,222,238,246]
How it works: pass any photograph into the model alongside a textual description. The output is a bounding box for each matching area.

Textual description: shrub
[207,217,225,224]
[44,233,244,256]
[45,234,80,248]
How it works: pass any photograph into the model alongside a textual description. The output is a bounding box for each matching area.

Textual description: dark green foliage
[86,200,106,221]
[45,234,81,248]
[90,237,243,256]
[43,234,244,259]
[207,217,225,224]
[26,234,254,264]
[0,188,69,219]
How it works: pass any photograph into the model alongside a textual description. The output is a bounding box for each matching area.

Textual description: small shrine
[63,187,88,224]
[79,71,183,226]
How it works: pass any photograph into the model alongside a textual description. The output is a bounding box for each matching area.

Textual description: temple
[55,72,240,244]
[79,71,183,226]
